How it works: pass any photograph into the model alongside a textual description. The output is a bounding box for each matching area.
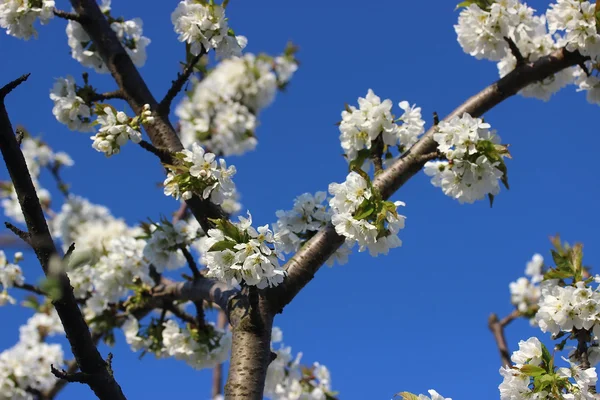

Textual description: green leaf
[208,240,237,252]
[543,269,573,280]
[520,364,546,377]
[541,343,553,370]
[21,295,40,311]
[393,393,420,400]
[354,202,376,220]
[39,277,62,301]
[348,149,371,172]
[211,218,243,243]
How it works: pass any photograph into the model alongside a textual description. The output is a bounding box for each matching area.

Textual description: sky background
[1,0,599,399]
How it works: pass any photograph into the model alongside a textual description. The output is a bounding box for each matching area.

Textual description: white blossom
[203,212,286,289]
[49,76,93,132]
[66,17,150,72]
[0,0,54,39]
[143,220,200,273]
[0,250,23,306]
[91,106,144,156]
[171,0,246,58]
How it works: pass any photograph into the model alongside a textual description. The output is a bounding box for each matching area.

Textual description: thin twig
[0,74,30,100]
[158,50,205,116]
[89,90,126,102]
[48,163,70,198]
[14,282,46,296]
[53,9,83,22]
[5,222,30,244]
[172,203,189,224]
[504,36,526,66]
[139,140,174,164]
[181,246,201,280]
[488,313,513,367]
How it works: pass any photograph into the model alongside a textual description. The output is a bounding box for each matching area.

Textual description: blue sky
[1,0,599,399]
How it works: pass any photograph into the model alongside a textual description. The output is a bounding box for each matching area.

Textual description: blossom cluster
[0,0,54,40]
[329,172,405,257]
[163,142,237,204]
[0,250,24,306]
[176,51,298,156]
[66,1,150,72]
[0,310,65,400]
[202,213,286,289]
[1,134,72,223]
[265,327,335,400]
[123,317,231,371]
[273,191,351,266]
[454,0,600,103]
[424,113,509,204]
[171,0,246,59]
[499,337,598,399]
[339,89,425,163]
[509,253,544,314]
[142,219,202,272]
[50,75,93,132]
[91,104,153,156]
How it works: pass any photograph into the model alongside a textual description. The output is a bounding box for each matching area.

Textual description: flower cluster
[142,219,201,272]
[329,172,405,256]
[50,75,93,132]
[339,89,425,163]
[91,104,153,156]
[273,191,351,267]
[0,134,71,223]
[0,0,54,39]
[202,213,286,289]
[163,142,236,204]
[124,317,231,370]
[176,50,298,156]
[171,0,246,59]
[0,251,24,306]
[547,0,600,104]
[424,113,509,204]
[499,337,598,399]
[509,253,544,314]
[50,195,113,248]
[66,3,150,72]
[265,327,335,400]
[0,310,64,399]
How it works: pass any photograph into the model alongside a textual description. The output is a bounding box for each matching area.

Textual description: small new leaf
[520,364,546,377]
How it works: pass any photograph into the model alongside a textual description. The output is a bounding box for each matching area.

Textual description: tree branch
[67,0,223,231]
[488,312,514,367]
[158,50,206,116]
[89,90,127,102]
[268,47,588,313]
[0,75,127,400]
[53,9,84,22]
[212,310,227,398]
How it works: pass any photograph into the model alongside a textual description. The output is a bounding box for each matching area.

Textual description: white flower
[171,0,245,58]
[143,220,200,272]
[161,320,231,370]
[123,317,152,352]
[163,143,237,205]
[204,213,286,289]
[50,76,93,132]
[0,0,54,39]
[425,113,506,204]
[329,172,405,256]
[91,107,142,156]
[511,337,543,367]
[66,17,150,72]
[177,53,293,156]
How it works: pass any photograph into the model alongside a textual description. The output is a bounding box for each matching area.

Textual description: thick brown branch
[149,278,244,328]
[268,47,587,313]
[0,76,127,400]
[68,0,223,231]
[158,50,206,116]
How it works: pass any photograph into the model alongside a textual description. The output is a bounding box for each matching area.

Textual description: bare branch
[53,9,83,22]
[211,310,227,398]
[14,282,46,296]
[89,90,127,102]
[0,74,30,100]
[158,50,206,116]
[5,221,30,245]
[68,0,224,232]
[504,36,525,66]
[0,76,127,400]
[488,313,515,367]
[181,246,201,280]
[268,47,588,313]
